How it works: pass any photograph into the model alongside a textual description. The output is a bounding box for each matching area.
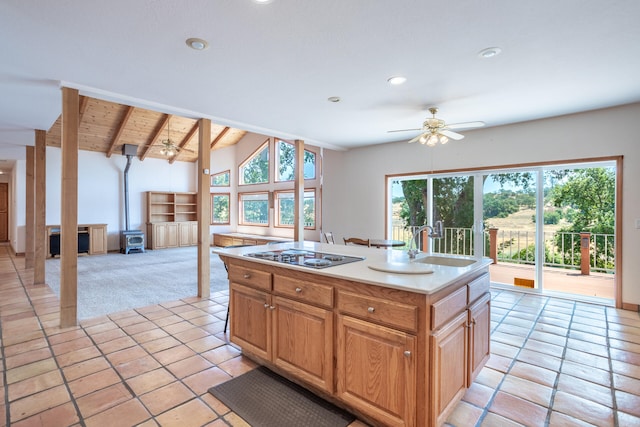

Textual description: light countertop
[214,241,492,295]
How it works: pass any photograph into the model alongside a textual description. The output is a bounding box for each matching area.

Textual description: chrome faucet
[407,221,444,259]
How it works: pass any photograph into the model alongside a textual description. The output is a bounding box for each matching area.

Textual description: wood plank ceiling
[46,96,247,163]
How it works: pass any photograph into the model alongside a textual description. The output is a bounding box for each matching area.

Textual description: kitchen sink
[413,255,477,267]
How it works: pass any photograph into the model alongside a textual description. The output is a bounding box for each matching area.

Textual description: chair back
[343,237,371,247]
[323,232,335,244]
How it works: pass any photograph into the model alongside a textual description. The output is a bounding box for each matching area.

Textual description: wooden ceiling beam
[210,126,230,149]
[169,122,199,164]
[140,114,172,161]
[106,106,135,158]
[78,96,89,122]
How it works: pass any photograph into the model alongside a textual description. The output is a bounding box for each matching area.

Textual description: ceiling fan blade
[446,121,485,130]
[388,128,421,133]
[408,133,426,144]
[440,129,465,140]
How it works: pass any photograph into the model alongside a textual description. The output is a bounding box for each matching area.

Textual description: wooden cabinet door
[468,293,491,384]
[430,311,468,427]
[272,296,333,393]
[230,283,271,361]
[89,225,107,254]
[152,224,166,249]
[165,223,179,247]
[337,315,416,427]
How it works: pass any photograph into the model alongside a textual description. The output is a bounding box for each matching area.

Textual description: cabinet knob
[470,318,477,325]
[243,273,251,279]
[367,307,375,313]
[295,287,302,293]
[264,303,269,308]
[269,305,275,310]
[404,351,411,357]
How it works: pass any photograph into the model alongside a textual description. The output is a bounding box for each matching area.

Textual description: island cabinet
[228,262,334,393]
[222,255,491,427]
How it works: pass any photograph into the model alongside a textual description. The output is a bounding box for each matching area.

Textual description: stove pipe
[122,144,138,231]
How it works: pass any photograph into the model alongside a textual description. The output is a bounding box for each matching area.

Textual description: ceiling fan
[156,119,194,159]
[388,107,485,146]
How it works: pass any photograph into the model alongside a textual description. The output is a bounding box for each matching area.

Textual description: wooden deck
[489,262,615,301]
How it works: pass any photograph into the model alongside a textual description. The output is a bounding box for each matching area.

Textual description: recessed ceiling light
[387,76,407,85]
[186,38,209,50]
[327,96,341,103]
[253,0,273,3]
[478,47,502,59]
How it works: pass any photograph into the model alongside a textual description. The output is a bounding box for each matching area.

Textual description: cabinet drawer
[431,286,467,330]
[337,290,418,333]
[228,265,272,291]
[468,273,490,304]
[274,276,333,309]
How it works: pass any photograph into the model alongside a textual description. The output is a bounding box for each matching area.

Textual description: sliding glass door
[388,160,617,304]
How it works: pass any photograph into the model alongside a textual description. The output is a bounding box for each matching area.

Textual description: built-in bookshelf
[147,191,197,223]
[146,191,198,249]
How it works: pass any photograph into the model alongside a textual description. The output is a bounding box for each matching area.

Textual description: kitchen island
[216,242,493,427]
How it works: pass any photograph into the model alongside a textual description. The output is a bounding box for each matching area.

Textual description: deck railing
[393,225,615,274]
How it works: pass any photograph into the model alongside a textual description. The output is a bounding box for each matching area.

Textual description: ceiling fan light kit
[396,107,485,147]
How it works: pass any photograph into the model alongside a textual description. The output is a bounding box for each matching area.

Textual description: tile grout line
[605,306,620,427]
[543,297,576,426]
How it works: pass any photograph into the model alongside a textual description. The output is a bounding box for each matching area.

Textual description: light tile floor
[1,246,639,427]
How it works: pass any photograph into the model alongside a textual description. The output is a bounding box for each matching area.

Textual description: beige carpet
[46,246,230,320]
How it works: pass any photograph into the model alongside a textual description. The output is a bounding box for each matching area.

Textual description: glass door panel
[541,166,616,301]
[482,172,538,289]
[432,176,475,255]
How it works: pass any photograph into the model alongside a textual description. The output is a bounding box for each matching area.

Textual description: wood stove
[120,230,145,254]
[120,144,145,254]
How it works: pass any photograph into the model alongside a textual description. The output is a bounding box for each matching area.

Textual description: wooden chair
[343,237,371,247]
[323,232,335,244]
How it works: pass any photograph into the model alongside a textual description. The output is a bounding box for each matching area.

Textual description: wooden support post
[34,130,47,285]
[197,118,211,298]
[25,146,35,269]
[294,139,304,242]
[60,87,79,327]
[580,232,591,275]
[489,227,498,264]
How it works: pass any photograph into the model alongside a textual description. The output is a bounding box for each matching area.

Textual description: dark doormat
[208,366,356,427]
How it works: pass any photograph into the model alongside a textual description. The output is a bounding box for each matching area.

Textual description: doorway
[388,159,618,305]
[0,183,8,242]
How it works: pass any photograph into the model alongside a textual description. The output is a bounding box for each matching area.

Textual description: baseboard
[622,302,639,312]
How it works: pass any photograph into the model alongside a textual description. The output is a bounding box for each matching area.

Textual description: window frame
[274,138,317,182]
[211,193,230,225]
[239,139,270,186]
[238,191,270,227]
[210,170,230,187]
[274,188,316,230]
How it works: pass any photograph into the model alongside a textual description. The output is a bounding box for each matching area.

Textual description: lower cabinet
[336,314,417,427]
[468,292,491,384]
[147,221,196,249]
[229,282,334,393]
[430,311,469,427]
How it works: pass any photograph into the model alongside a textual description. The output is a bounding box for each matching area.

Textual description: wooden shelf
[147,191,198,249]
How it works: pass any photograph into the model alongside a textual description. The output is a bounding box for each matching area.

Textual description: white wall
[10,160,26,253]
[43,148,196,251]
[322,102,640,306]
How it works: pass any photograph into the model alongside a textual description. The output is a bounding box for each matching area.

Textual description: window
[211,193,230,224]
[239,192,269,225]
[211,170,230,187]
[240,140,269,185]
[275,189,316,228]
[275,139,316,181]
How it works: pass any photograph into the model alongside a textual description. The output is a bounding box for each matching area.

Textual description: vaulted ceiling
[46,96,247,163]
